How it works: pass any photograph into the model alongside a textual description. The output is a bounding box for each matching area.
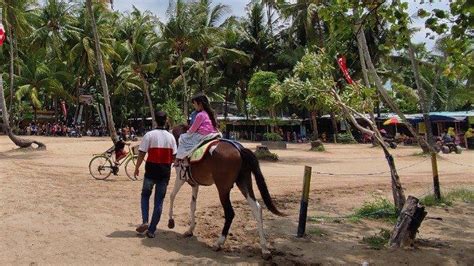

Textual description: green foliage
[1,0,472,134]
[391,83,419,113]
[420,188,474,207]
[362,229,391,250]
[336,133,356,144]
[254,149,279,161]
[159,99,185,126]
[278,49,335,113]
[248,71,283,114]
[263,132,283,141]
[352,197,398,223]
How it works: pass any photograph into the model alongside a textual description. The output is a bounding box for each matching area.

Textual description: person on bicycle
[134,111,177,238]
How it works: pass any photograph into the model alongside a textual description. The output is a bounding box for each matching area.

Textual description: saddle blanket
[189,139,220,163]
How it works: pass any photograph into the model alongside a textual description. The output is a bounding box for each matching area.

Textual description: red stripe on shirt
[147,148,174,164]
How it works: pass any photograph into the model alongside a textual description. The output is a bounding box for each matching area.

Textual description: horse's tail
[240,148,286,216]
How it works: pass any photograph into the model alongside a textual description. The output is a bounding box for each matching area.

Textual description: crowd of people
[19,122,140,140]
[21,122,83,137]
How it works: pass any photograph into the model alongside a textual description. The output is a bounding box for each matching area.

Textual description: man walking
[134,111,177,238]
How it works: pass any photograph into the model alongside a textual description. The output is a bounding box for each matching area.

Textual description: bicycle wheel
[89,155,113,180]
[125,155,140,181]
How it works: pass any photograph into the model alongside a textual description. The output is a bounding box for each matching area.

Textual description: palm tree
[189,0,229,92]
[1,74,46,149]
[160,0,194,118]
[119,7,159,127]
[15,50,72,122]
[85,0,117,142]
[31,0,79,59]
[1,0,36,111]
[278,0,325,47]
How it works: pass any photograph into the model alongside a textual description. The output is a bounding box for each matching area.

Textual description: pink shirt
[188,111,218,135]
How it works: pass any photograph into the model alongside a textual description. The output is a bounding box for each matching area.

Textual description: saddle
[177,135,220,186]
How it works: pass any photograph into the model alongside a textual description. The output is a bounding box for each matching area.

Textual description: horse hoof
[212,245,222,252]
[262,250,272,260]
[168,219,175,229]
[183,231,193,238]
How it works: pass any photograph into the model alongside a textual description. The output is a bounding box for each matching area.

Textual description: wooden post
[431,152,441,200]
[297,166,312,237]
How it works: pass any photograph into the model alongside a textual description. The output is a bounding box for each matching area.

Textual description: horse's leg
[213,190,234,251]
[168,173,186,229]
[237,171,271,260]
[184,185,199,237]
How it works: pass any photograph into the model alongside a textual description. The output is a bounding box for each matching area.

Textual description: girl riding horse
[176,94,221,164]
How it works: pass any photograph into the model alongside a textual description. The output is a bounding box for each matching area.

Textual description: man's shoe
[112,166,119,175]
[136,223,148,234]
[145,231,155,238]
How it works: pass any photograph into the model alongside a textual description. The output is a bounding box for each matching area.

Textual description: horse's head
[171,124,189,144]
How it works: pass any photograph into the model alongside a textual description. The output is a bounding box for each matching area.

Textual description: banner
[0,22,5,46]
[337,56,354,84]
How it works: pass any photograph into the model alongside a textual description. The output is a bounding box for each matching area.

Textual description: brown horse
[167,125,284,259]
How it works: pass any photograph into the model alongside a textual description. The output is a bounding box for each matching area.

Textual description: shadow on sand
[107,229,263,264]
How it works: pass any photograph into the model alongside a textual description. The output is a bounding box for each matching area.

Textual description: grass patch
[411,151,429,157]
[420,188,474,207]
[310,145,326,152]
[255,150,279,161]
[308,227,326,237]
[351,197,398,223]
[420,194,452,207]
[362,229,391,250]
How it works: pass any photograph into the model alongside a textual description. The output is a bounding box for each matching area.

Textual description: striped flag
[0,23,5,46]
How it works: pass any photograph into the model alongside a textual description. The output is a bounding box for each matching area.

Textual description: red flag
[337,56,354,84]
[0,23,5,46]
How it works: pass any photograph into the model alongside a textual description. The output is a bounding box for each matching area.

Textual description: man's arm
[134,151,146,178]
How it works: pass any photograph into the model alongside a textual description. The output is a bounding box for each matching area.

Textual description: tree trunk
[141,76,156,128]
[330,112,338,143]
[407,41,441,200]
[310,110,319,140]
[333,90,406,212]
[240,80,249,120]
[269,108,276,133]
[0,75,46,149]
[179,56,189,119]
[389,196,427,248]
[86,0,117,143]
[7,23,14,113]
[355,23,430,152]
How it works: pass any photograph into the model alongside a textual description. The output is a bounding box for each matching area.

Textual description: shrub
[311,145,325,152]
[255,149,279,161]
[337,132,357,144]
[352,197,398,223]
[263,132,283,141]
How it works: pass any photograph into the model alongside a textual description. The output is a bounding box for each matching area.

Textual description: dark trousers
[141,177,169,233]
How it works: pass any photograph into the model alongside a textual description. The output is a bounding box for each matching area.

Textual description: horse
[167,125,285,259]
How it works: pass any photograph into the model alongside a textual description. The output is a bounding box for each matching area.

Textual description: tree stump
[389,196,427,248]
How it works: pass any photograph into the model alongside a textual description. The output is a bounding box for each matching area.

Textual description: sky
[110,0,449,50]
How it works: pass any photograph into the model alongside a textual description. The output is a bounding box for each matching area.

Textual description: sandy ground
[0,136,473,265]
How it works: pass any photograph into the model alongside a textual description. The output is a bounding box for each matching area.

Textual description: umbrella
[383,117,400,125]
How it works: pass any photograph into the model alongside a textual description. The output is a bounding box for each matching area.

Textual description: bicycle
[89,143,141,181]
